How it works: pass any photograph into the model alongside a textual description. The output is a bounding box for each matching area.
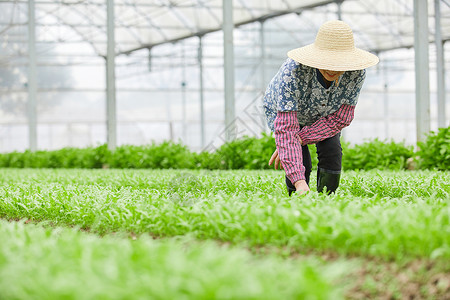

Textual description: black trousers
[286,132,342,193]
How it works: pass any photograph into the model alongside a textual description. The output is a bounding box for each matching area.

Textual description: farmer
[264,20,379,195]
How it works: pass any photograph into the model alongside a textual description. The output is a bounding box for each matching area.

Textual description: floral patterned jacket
[263,58,365,131]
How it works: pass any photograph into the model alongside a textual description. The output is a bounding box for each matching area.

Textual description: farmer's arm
[298,104,355,145]
[274,111,307,186]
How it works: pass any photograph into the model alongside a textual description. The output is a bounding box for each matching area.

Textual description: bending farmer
[263,20,379,195]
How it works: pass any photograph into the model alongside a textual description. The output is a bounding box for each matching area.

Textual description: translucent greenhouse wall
[0,1,449,153]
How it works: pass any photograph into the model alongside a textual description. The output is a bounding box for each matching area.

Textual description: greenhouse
[1,0,449,152]
[0,1,449,299]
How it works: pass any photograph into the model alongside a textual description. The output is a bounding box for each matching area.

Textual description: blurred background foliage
[0,127,448,171]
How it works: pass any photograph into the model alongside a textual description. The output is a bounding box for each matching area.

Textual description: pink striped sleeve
[274,111,305,183]
[298,104,355,145]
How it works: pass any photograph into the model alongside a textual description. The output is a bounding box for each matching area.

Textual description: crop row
[1,126,449,170]
[1,169,448,261]
[0,220,342,300]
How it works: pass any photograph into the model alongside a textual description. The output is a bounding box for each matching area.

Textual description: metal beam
[32,3,104,56]
[435,0,446,128]
[27,0,37,152]
[119,0,336,55]
[414,0,430,143]
[223,0,236,142]
[106,0,117,150]
[197,0,221,25]
[358,0,405,50]
[370,37,450,54]
[124,0,169,42]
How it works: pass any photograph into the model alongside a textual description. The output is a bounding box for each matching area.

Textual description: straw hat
[287,20,379,71]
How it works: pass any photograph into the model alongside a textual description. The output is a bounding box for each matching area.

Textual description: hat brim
[287,44,379,71]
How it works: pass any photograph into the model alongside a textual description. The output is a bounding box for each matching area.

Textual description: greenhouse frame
[0,0,449,152]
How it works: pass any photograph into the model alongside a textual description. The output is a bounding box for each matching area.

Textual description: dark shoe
[285,176,296,196]
[317,168,341,194]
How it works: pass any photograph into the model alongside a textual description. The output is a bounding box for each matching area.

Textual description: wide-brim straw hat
[287,20,379,71]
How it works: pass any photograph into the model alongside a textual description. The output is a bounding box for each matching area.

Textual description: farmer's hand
[269,149,283,169]
[294,180,310,195]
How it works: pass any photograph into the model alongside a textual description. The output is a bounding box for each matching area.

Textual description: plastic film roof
[1,0,450,58]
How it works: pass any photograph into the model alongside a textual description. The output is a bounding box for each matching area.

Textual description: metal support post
[166,91,173,141]
[181,41,187,144]
[383,60,389,139]
[413,0,430,143]
[198,36,205,148]
[148,47,152,72]
[260,20,266,93]
[336,0,342,20]
[259,20,268,131]
[223,0,236,141]
[435,0,446,128]
[106,0,117,150]
[27,0,37,151]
